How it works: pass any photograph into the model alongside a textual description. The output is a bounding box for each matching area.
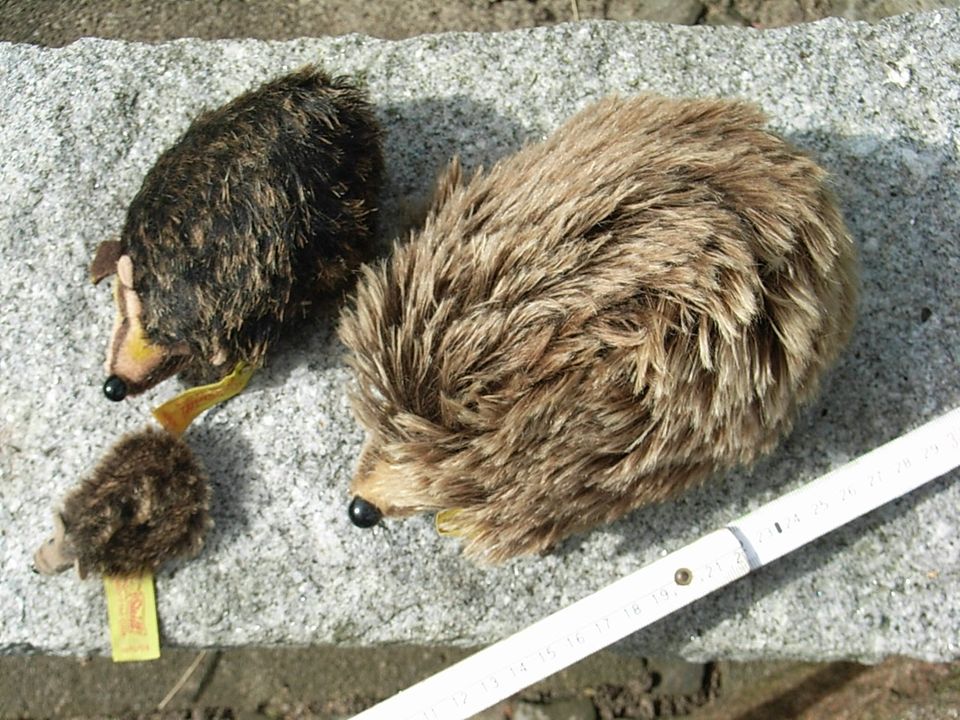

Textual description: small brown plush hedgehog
[93,65,383,401]
[34,427,210,577]
[340,95,858,562]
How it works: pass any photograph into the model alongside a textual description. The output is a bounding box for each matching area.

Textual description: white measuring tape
[352,407,960,720]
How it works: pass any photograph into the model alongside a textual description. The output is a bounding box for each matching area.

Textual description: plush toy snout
[33,513,79,576]
[91,242,190,400]
[102,375,128,401]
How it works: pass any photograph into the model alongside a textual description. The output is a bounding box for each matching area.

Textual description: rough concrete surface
[1,10,959,671]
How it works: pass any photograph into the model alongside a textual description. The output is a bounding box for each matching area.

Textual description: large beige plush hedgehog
[339,94,858,562]
[93,65,383,401]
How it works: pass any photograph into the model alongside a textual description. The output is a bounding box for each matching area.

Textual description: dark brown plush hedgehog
[339,94,858,562]
[34,428,211,577]
[92,65,383,401]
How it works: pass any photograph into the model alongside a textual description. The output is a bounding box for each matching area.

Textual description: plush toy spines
[95,65,384,398]
[340,94,858,561]
[34,427,211,577]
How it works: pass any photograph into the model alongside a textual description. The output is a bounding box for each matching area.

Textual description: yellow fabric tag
[152,361,254,437]
[435,508,468,536]
[104,573,161,662]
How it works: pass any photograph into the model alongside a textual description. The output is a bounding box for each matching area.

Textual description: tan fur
[33,512,76,576]
[103,264,191,394]
[339,95,858,562]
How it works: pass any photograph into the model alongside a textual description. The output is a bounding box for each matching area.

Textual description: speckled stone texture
[1,10,958,661]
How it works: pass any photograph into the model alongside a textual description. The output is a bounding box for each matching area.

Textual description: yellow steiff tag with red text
[436,508,468,536]
[104,573,161,662]
[152,361,254,437]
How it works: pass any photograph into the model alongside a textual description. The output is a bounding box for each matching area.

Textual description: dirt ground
[2,1,960,719]
[2,0,959,45]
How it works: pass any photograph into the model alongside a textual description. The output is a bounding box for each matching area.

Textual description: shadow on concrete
[179,420,260,557]
[376,94,531,244]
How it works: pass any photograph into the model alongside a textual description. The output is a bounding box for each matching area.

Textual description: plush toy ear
[116,254,134,289]
[90,240,123,285]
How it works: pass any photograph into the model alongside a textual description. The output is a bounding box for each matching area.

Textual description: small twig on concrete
[157,650,208,711]
[571,0,580,21]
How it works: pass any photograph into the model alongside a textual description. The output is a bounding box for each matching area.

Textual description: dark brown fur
[34,428,211,577]
[96,65,383,394]
[340,94,858,562]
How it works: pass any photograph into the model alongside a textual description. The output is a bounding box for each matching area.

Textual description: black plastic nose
[103,375,128,402]
[349,496,382,528]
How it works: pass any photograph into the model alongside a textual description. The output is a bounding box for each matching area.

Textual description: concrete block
[1,9,958,661]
